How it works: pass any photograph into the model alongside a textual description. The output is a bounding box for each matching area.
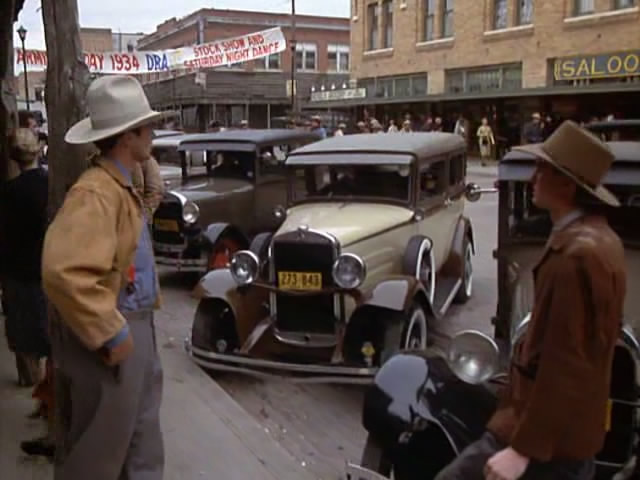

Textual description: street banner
[14,27,286,74]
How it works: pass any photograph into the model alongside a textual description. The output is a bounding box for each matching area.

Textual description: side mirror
[465,183,498,202]
[447,330,500,384]
[413,208,425,221]
[273,205,287,220]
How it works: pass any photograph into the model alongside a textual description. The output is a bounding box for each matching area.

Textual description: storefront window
[375,78,394,98]
[517,0,533,24]
[503,66,522,90]
[411,75,428,96]
[395,77,411,97]
[328,45,350,72]
[494,0,508,29]
[467,69,501,93]
[445,71,464,93]
[296,43,317,71]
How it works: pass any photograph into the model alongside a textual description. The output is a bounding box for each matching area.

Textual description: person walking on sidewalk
[42,75,171,480]
[435,120,626,480]
[477,117,495,166]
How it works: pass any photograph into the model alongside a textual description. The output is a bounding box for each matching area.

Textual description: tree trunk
[42,0,91,215]
[0,0,19,182]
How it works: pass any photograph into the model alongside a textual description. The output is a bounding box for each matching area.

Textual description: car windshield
[289,164,411,204]
[505,181,640,246]
[152,146,255,180]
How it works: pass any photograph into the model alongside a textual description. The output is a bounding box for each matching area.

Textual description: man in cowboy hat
[436,120,626,480]
[41,75,172,480]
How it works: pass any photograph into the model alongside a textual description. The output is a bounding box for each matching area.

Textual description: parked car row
[151,122,640,479]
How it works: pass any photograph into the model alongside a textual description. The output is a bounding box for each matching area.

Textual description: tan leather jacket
[42,158,160,351]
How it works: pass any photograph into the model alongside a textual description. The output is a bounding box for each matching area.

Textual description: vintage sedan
[348,125,640,479]
[151,129,320,274]
[186,133,489,382]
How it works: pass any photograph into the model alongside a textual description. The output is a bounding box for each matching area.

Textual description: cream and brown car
[185,133,489,382]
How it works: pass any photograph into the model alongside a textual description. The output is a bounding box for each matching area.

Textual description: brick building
[312,0,639,143]
[138,8,350,130]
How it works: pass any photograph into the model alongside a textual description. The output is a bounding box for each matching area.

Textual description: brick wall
[351,0,640,92]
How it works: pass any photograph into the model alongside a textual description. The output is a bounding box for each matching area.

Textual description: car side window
[419,161,448,202]
[259,144,289,178]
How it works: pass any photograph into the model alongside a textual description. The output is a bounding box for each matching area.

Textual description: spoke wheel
[417,244,436,305]
[454,240,473,304]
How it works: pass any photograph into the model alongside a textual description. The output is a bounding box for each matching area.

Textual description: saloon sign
[554,50,640,81]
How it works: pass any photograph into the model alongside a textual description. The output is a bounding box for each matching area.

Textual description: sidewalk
[0,309,316,480]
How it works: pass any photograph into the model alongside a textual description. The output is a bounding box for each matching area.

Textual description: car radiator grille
[152,195,184,245]
[272,235,337,334]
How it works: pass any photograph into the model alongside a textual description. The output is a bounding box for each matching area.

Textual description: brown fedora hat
[513,120,619,207]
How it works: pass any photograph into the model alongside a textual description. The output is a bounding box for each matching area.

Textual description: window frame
[295,42,317,71]
[613,0,636,9]
[574,0,595,15]
[424,0,436,41]
[383,0,394,49]
[442,0,455,38]
[493,0,508,29]
[367,2,380,51]
[327,44,350,72]
[262,53,281,70]
[516,0,534,25]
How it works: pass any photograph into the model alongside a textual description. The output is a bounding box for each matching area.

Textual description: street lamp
[17,25,29,111]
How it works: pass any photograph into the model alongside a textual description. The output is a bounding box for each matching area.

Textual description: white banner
[14,27,286,75]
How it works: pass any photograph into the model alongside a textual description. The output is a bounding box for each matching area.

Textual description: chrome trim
[269,227,342,326]
[185,338,375,384]
[438,278,462,316]
[273,329,337,348]
[183,200,200,224]
[240,316,275,353]
[332,253,367,289]
[621,323,640,358]
[229,250,260,285]
[169,190,188,206]
[155,257,207,270]
[154,242,187,253]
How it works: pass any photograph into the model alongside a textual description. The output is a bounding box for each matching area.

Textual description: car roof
[500,141,640,185]
[152,133,201,148]
[287,132,466,165]
[153,129,184,138]
[177,129,321,149]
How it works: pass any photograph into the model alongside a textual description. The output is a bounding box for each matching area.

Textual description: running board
[432,276,462,317]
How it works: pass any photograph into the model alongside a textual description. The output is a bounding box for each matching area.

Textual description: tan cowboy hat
[513,120,619,207]
[65,75,175,144]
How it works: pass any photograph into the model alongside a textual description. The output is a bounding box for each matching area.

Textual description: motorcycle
[346,326,640,480]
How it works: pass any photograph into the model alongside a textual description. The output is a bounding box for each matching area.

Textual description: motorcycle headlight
[229,250,259,286]
[332,253,366,289]
[183,201,200,224]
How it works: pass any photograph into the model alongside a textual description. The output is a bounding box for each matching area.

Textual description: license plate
[154,219,179,232]
[278,271,322,290]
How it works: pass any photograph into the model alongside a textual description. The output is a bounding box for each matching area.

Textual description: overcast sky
[14,0,349,50]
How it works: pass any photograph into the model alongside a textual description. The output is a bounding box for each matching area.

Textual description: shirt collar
[552,209,584,232]
[111,159,132,185]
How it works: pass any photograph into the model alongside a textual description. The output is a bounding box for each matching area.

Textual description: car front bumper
[184,337,377,384]
[154,241,207,272]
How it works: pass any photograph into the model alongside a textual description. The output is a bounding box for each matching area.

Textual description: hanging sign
[14,27,286,74]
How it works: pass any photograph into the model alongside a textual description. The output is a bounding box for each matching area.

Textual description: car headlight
[183,201,199,224]
[229,250,260,286]
[332,253,366,289]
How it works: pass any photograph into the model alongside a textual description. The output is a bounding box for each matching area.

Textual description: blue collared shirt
[104,159,157,348]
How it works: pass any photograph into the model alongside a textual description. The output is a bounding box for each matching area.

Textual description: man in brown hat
[42,75,172,479]
[436,120,626,480]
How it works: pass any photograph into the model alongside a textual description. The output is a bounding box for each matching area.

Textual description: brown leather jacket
[487,215,627,461]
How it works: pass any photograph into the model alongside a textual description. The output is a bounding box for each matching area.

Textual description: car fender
[202,223,250,250]
[357,276,437,318]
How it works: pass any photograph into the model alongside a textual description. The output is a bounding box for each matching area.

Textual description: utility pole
[290,0,297,117]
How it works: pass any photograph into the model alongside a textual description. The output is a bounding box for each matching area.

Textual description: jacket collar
[95,157,143,206]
